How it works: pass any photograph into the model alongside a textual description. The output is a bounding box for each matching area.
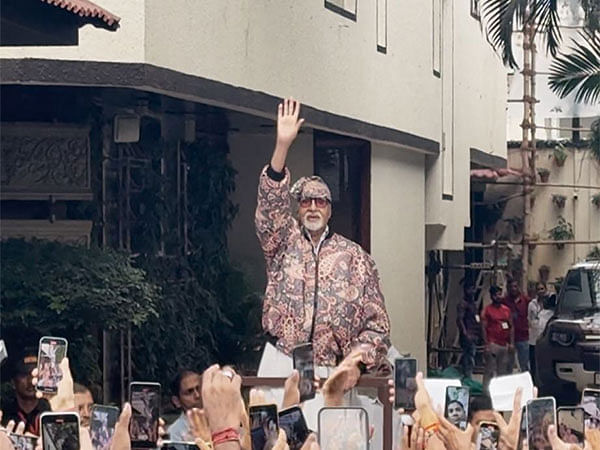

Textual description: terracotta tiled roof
[41,0,120,28]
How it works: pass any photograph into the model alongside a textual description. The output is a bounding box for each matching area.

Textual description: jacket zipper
[309,248,320,342]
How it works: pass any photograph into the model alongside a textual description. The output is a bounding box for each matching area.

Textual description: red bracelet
[211,427,240,445]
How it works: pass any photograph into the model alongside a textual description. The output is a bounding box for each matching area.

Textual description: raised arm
[255,98,305,261]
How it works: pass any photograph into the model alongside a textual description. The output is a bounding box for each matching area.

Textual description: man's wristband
[211,427,240,446]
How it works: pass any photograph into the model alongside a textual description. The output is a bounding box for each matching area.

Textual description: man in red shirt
[503,279,530,373]
[482,285,514,390]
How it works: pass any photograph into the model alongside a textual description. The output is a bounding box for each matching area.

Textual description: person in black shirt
[456,284,481,379]
[2,349,51,435]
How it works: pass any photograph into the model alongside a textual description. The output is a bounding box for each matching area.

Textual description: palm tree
[480,0,562,69]
[548,32,600,104]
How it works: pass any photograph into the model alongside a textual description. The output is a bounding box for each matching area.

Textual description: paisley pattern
[255,166,391,368]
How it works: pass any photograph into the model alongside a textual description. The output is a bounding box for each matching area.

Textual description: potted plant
[538,264,550,282]
[528,232,540,251]
[552,194,567,209]
[537,167,550,183]
[548,216,574,249]
[588,246,600,260]
[592,193,600,209]
[553,143,568,167]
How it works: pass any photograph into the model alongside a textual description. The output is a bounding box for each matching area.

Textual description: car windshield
[558,267,600,313]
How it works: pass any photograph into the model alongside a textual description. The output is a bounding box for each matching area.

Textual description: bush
[0,239,160,388]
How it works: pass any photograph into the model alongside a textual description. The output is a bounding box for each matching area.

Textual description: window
[376,0,387,53]
[325,0,357,21]
[471,0,480,20]
[432,0,442,77]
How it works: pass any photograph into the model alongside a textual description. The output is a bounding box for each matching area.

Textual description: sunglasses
[299,197,329,208]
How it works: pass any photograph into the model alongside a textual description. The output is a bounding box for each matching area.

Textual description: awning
[40,0,120,28]
[470,168,523,180]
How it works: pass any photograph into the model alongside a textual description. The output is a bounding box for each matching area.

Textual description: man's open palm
[277,98,304,148]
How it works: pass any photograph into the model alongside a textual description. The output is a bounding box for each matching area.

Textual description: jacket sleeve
[353,252,391,370]
[254,165,296,264]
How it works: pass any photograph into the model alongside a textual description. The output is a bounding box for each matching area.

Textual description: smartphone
[292,343,316,402]
[476,421,500,450]
[249,404,279,450]
[90,405,120,450]
[40,412,80,450]
[160,442,199,450]
[557,407,585,446]
[129,382,161,448]
[445,386,470,430]
[36,337,68,394]
[278,406,310,450]
[318,407,369,450]
[526,397,556,450]
[582,388,600,430]
[394,358,417,410]
[9,434,37,450]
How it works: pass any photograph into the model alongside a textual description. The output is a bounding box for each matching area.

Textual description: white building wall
[371,142,426,366]
[426,1,507,251]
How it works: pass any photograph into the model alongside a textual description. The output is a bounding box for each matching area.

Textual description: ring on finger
[221,369,234,381]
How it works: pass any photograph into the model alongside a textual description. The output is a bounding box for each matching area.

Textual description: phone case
[318,407,370,450]
[36,337,68,394]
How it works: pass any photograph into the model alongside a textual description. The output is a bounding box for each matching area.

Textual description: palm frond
[481,0,528,69]
[529,0,562,58]
[549,32,600,104]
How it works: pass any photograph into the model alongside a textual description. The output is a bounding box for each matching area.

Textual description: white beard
[301,213,325,232]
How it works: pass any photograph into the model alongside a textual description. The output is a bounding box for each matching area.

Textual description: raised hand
[547,424,584,450]
[271,98,305,172]
[32,357,75,412]
[437,414,475,450]
[276,98,304,150]
[110,402,131,450]
[201,365,244,433]
[493,387,522,450]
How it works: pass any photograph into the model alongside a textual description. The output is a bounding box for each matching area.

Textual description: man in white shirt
[167,369,202,442]
[528,282,555,383]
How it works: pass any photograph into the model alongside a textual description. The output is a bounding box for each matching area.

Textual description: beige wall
[506,146,600,283]
[227,125,314,291]
[426,1,507,251]
[371,142,426,366]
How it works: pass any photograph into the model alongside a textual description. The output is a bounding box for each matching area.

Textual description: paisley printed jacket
[255,165,391,368]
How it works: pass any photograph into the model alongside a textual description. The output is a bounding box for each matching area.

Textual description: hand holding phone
[9,434,37,450]
[318,407,369,450]
[36,337,68,394]
[40,412,80,450]
[293,343,316,402]
[129,382,161,448]
[445,386,470,431]
[249,404,279,450]
[394,358,417,410]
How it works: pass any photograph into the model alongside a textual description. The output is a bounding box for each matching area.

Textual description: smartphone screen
[129,382,161,448]
[40,412,80,450]
[90,405,120,450]
[394,358,417,409]
[36,337,68,394]
[249,404,279,450]
[9,434,37,450]
[476,422,499,450]
[292,343,315,402]
[526,397,556,450]
[445,386,469,430]
[582,389,600,430]
[557,407,585,446]
[160,443,198,450]
[278,406,310,450]
[318,407,369,450]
